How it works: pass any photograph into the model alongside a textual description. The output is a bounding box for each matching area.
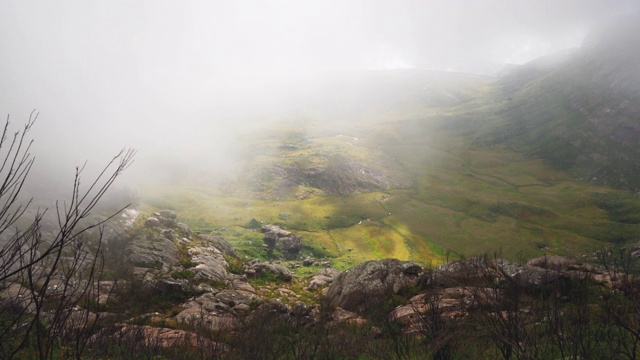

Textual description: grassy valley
[139,69,640,271]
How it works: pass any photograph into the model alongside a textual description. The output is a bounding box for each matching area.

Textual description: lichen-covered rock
[144,217,161,228]
[330,307,368,326]
[176,222,192,237]
[318,267,341,278]
[158,210,177,219]
[290,301,310,317]
[175,289,262,331]
[282,235,301,253]
[496,259,568,287]
[526,255,579,271]
[229,277,257,294]
[431,257,568,288]
[306,275,333,291]
[126,235,179,270]
[389,287,479,335]
[188,245,228,283]
[120,208,139,228]
[199,235,237,258]
[306,268,340,291]
[155,278,188,293]
[262,231,278,248]
[91,324,228,356]
[260,224,291,237]
[325,259,423,312]
[246,261,293,281]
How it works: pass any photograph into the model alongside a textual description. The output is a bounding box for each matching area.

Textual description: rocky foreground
[85,210,632,350]
[2,208,638,359]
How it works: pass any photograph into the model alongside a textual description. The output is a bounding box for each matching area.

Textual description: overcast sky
[0,0,637,188]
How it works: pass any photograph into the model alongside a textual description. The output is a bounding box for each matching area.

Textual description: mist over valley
[2,1,640,358]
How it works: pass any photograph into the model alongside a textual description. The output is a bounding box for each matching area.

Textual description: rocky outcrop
[200,235,237,258]
[526,255,580,270]
[91,324,228,356]
[120,208,139,228]
[188,245,228,284]
[325,259,423,312]
[123,210,241,289]
[260,224,302,254]
[494,258,569,287]
[306,267,341,291]
[430,257,572,288]
[329,307,368,326]
[126,235,180,270]
[247,152,412,198]
[245,261,293,282]
[262,231,278,249]
[175,289,262,331]
[389,287,473,334]
[261,224,291,237]
[282,235,301,253]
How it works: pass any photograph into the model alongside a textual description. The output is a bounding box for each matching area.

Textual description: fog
[0,0,637,194]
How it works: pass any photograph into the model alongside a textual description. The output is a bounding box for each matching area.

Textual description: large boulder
[261,224,291,237]
[262,231,278,249]
[325,259,423,312]
[261,224,290,249]
[188,245,229,283]
[126,235,179,270]
[282,235,301,253]
[259,224,303,253]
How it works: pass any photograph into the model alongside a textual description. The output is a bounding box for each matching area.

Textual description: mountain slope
[481,14,640,190]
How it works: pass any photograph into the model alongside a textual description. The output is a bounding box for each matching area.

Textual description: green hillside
[473,15,640,190]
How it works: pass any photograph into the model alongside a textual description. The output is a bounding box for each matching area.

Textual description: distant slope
[480,14,640,191]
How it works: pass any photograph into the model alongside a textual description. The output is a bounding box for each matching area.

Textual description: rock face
[325,259,423,312]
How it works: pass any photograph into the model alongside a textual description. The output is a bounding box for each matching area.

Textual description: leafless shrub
[0,112,134,359]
